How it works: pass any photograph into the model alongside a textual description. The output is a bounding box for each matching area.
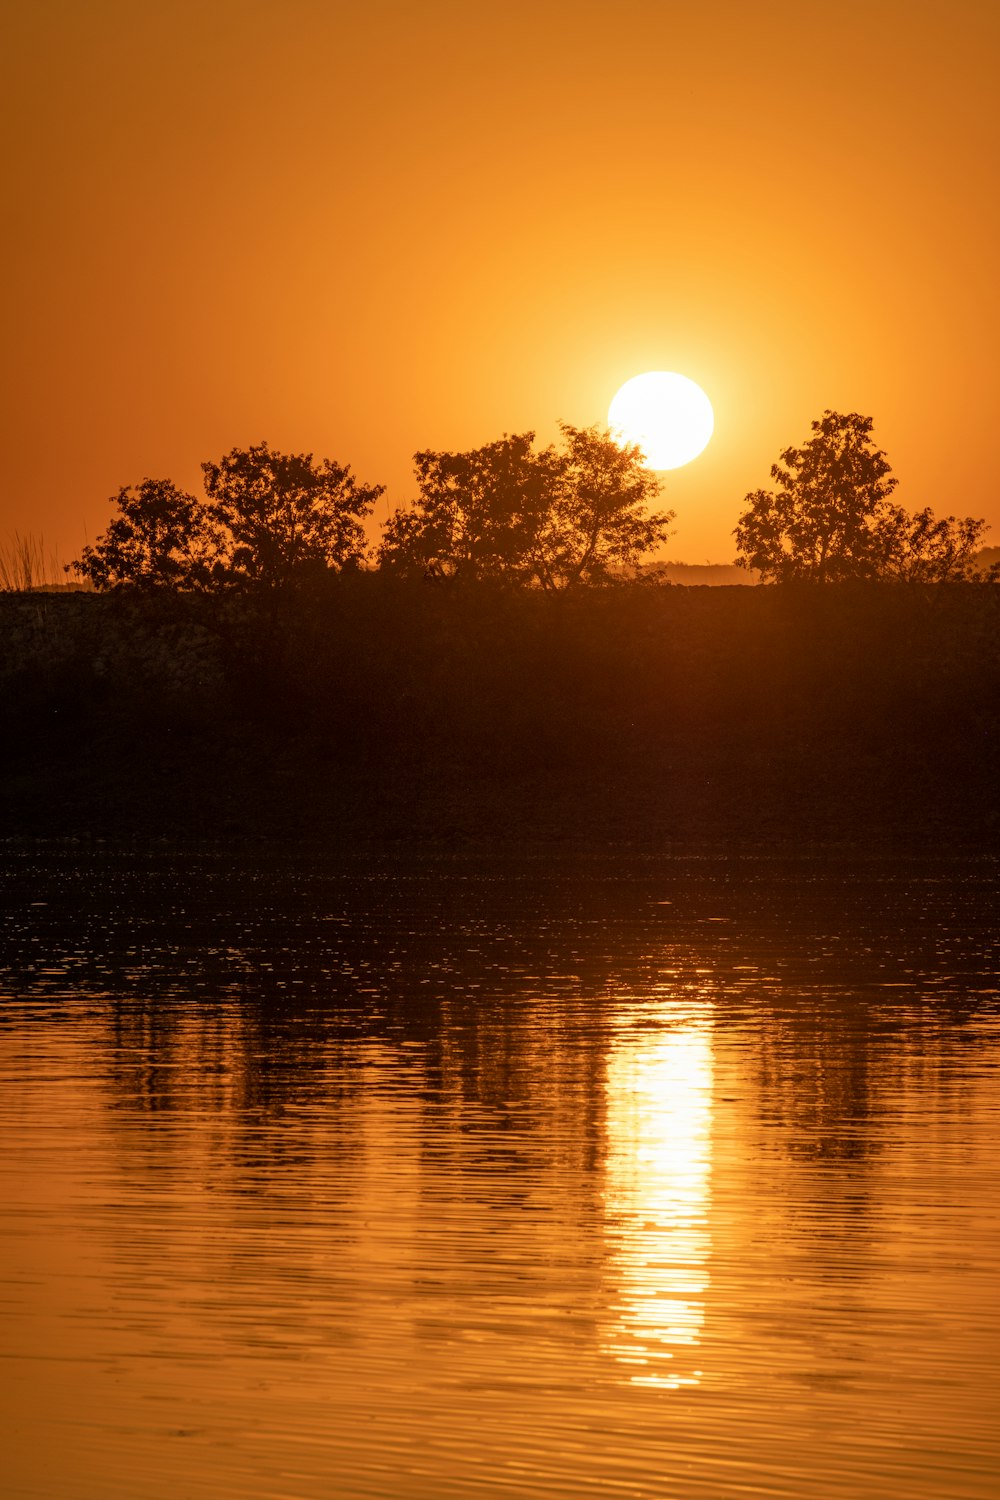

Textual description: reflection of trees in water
[10,856,996,1254]
[100,978,612,1202]
[29,857,993,1390]
[749,991,993,1175]
[87,894,726,1376]
[86,855,998,1195]
[753,999,880,1166]
[100,984,725,1387]
[93,981,619,1368]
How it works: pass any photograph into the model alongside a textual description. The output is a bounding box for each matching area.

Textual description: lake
[1,849,998,1499]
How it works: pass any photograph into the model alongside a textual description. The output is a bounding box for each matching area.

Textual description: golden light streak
[603,1014,714,1388]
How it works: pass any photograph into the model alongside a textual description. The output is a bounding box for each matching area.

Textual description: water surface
[2,851,998,1499]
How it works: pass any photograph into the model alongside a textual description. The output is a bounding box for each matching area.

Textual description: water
[1,850,998,1499]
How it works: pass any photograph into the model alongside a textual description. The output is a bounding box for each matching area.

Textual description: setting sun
[608,372,715,471]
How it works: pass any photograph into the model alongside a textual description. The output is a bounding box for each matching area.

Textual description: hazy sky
[2,0,997,564]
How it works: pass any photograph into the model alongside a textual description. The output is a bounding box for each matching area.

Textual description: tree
[379,432,555,586]
[71,444,384,593]
[69,479,222,591]
[874,506,995,583]
[378,424,673,588]
[734,410,992,582]
[203,442,383,590]
[734,412,899,582]
[547,423,673,588]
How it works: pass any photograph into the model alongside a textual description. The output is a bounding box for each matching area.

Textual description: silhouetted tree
[874,506,996,583]
[379,424,672,588]
[548,423,673,587]
[69,479,222,591]
[734,412,898,582]
[379,433,554,586]
[203,442,383,591]
[70,444,384,593]
[735,411,992,582]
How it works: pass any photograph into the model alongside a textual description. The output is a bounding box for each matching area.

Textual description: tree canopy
[874,506,995,584]
[378,423,673,588]
[734,411,992,583]
[69,479,222,591]
[71,444,382,592]
[202,442,382,591]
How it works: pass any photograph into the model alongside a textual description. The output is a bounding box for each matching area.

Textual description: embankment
[3,580,998,849]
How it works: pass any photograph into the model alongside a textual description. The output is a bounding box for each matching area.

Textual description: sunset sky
[3,0,997,566]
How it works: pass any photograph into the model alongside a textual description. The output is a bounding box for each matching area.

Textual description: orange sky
[2,0,997,566]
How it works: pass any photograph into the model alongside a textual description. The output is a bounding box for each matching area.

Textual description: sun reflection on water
[603,1008,714,1388]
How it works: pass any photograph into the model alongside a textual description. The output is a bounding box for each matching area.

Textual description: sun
[608,372,714,470]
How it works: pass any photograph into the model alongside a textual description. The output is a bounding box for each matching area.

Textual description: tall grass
[0,533,62,591]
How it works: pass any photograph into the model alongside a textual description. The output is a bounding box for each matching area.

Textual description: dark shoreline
[4,582,998,853]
